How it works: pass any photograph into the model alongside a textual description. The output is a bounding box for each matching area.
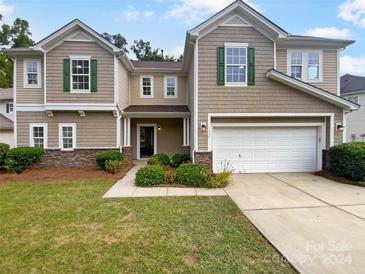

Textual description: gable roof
[189,0,288,39]
[131,60,182,70]
[266,69,359,110]
[32,19,122,53]
[0,113,13,130]
[341,74,365,95]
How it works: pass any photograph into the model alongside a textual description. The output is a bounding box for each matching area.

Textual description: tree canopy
[130,39,182,62]
[0,15,35,88]
[101,32,128,53]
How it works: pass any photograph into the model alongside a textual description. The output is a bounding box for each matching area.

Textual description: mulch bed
[315,170,365,187]
[0,163,134,183]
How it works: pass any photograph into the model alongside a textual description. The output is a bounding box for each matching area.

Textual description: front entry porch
[121,105,191,160]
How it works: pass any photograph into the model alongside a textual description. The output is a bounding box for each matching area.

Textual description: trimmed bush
[105,160,122,174]
[171,152,191,168]
[96,150,123,170]
[147,153,170,166]
[328,142,365,181]
[175,163,209,187]
[0,143,9,169]
[135,165,165,186]
[5,147,44,173]
[209,171,231,188]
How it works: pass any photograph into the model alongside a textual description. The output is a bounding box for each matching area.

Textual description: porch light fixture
[46,110,54,118]
[336,123,345,132]
[157,124,161,131]
[201,123,207,132]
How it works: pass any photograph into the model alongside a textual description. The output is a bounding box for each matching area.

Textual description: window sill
[224,83,247,87]
[60,148,75,151]
[70,90,91,94]
[164,96,178,99]
[140,95,154,98]
[23,85,42,89]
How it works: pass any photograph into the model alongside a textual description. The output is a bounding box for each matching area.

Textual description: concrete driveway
[225,173,365,274]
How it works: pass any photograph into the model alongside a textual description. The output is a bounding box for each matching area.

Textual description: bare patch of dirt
[315,171,365,187]
[182,254,197,267]
[0,163,134,183]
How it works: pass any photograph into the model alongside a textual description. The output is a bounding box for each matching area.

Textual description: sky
[1,0,365,76]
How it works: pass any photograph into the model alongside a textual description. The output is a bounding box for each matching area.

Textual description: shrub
[328,142,365,181]
[105,160,122,174]
[147,153,170,166]
[5,147,44,173]
[171,152,191,168]
[0,143,9,169]
[164,168,176,184]
[96,150,123,170]
[175,163,209,187]
[135,165,165,186]
[209,171,231,188]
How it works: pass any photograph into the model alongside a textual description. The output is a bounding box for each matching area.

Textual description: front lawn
[0,180,294,273]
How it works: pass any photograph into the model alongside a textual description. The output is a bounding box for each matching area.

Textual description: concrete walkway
[103,161,227,198]
[226,173,365,274]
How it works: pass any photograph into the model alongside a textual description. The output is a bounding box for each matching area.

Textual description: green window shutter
[217,47,225,85]
[63,59,70,92]
[247,48,255,85]
[91,59,97,92]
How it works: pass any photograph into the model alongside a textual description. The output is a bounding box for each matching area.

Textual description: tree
[101,32,128,53]
[0,15,34,88]
[131,39,183,62]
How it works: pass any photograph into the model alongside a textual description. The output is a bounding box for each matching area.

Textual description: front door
[139,126,155,159]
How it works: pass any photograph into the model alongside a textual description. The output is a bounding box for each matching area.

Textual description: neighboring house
[2,0,359,172]
[340,74,365,142]
[0,88,14,147]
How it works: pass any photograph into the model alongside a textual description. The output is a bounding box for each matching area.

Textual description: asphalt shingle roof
[340,74,365,95]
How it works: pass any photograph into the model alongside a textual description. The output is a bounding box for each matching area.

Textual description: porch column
[127,118,131,146]
[123,118,127,146]
[183,118,187,146]
[186,118,190,146]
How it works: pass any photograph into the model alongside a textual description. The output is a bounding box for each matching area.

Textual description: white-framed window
[59,123,76,150]
[225,43,247,86]
[164,76,177,98]
[347,96,359,104]
[6,102,13,113]
[29,123,48,148]
[70,56,90,93]
[23,59,41,88]
[140,75,153,98]
[289,52,302,79]
[287,50,323,82]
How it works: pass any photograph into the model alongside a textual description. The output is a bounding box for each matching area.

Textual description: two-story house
[3,0,359,172]
[0,88,14,147]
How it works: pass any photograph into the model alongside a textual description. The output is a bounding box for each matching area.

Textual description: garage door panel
[213,127,318,173]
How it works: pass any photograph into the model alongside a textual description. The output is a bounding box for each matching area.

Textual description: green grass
[0,180,294,273]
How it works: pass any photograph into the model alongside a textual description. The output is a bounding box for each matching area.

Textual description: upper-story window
[23,60,41,88]
[225,43,247,86]
[71,57,90,92]
[6,102,13,113]
[164,76,177,98]
[347,96,359,104]
[288,50,322,82]
[140,76,153,98]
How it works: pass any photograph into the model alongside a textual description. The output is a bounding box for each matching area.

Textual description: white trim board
[136,123,157,160]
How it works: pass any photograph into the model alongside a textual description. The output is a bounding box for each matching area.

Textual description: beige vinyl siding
[130,73,187,105]
[197,26,343,150]
[16,56,44,104]
[130,118,183,158]
[118,61,129,109]
[46,41,114,104]
[0,129,13,147]
[17,111,117,148]
[276,48,338,94]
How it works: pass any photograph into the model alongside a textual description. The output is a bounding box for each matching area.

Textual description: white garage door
[213,127,318,173]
